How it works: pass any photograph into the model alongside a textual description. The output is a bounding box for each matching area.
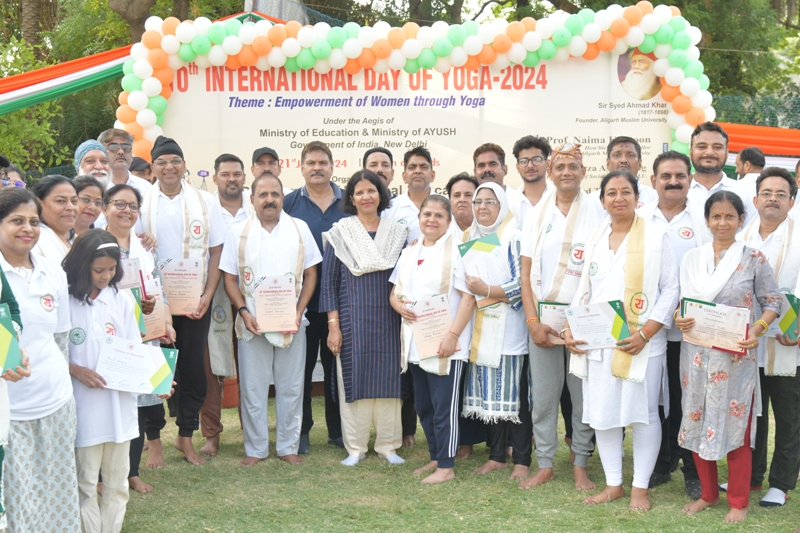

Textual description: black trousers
[172,310,212,438]
[653,340,697,479]
[752,366,800,492]
[410,361,464,468]
[487,355,532,467]
[401,372,417,437]
[128,403,167,478]
[301,310,342,440]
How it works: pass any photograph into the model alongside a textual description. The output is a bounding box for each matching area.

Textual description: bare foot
[128,476,153,494]
[723,508,747,523]
[574,465,596,491]
[456,445,473,460]
[199,435,219,457]
[421,468,455,484]
[241,456,265,467]
[629,487,651,511]
[413,461,438,476]
[96,482,103,494]
[146,438,164,469]
[474,460,507,475]
[403,435,415,448]
[507,446,513,459]
[173,436,205,465]
[510,464,530,480]
[279,454,305,465]
[519,468,555,489]
[682,498,719,515]
[583,485,624,505]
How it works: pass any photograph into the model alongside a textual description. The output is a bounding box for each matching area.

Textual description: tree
[108,0,157,42]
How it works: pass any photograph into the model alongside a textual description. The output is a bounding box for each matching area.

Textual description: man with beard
[637,151,710,499]
[98,129,152,196]
[383,146,436,244]
[734,146,765,204]
[620,49,660,100]
[590,137,657,208]
[74,140,111,184]
[446,173,479,239]
[251,146,292,194]
[688,122,756,226]
[363,147,396,194]
[512,136,554,219]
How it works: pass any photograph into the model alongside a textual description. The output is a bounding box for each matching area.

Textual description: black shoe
[649,471,671,488]
[299,433,310,455]
[685,478,702,500]
[327,437,345,449]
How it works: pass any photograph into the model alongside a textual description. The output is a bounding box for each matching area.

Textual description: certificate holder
[118,258,143,292]
[681,297,750,355]
[150,346,178,395]
[160,258,203,316]
[142,278,167,342]
[129,287,147,334]
[767,294,799,342]
[565,300,631,350]
[0,303,22,373]
[458,233,508,309]
[409,294,459,360]
[537,301,569,345]
[254,275,297,334]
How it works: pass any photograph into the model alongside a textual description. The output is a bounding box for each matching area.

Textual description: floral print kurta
[678,247,782,461]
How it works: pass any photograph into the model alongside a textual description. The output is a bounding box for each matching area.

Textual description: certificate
[150,346,178,396]
[565,300,631,350]
[767,293,799,342]
[160,259,202,316]
[95,335,159,394]
[119,258,143,291]
[0,303,22,373]
[142,278,167,342]
[408,294,458,360]
[538,301,569,345]
[254,275,297,334]
[681,298,751,355]
[458,233,509,310]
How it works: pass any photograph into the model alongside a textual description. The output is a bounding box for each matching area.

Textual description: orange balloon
[226,54,242,70]
[609,18,630,38]
[660,84,681,102]
[142,30,162,50]
[118,91,129,106]
[402,22,419,39]
[622,6,643,26]
[521,17,536,32]
[124,121,144,138]
[372,38,392,59]
[492,33,512,54]
[162,17,180,36]
[285,21,302,38]
[358,48,376,69]
[160,84,172,99]
[685,107,706,127]
[464,55,481,71]
[238,45,258,66]
[115,105,137,123]
[670,6,681,16]
[478,44,497,65]
[269,25,287,46]
[597,31,617,52]
[133,138,154,159]
[636,1,654,14]
[388,28,406,48]
[148,49,169,69]
[671,95,691,114]
[506,21,526,42]
[582,42,600,60]
[659,76,666,86]
[344,58,361,75]
[153,67,174,86]
[252,36,272,56]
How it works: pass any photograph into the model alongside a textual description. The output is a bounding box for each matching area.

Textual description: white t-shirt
[687,174,757,228]
[734,172,760,206]
[33,225,70,265]
[4,252,72,421]
[220,205,250,230]
[382,193,421,243]
[69,287,141,447]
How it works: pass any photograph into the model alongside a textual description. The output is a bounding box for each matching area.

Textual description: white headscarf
[467,182,511,240]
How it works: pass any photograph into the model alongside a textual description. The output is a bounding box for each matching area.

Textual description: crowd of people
[0,120,798,531]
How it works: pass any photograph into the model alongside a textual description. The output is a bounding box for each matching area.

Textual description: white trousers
[336,357,402,457]
[75,440,131,533]
[239,327,306,458]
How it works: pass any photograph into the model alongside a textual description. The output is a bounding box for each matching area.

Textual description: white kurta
[382,193,421,243]
[687,174,758,228]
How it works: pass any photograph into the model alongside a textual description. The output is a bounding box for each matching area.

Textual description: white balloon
[374,21,391,38]
[492,53,510,71]
[492,18,509,32]
[639,13,660,34]
[193,17,212,36]
[416,26,434,48]
[281,37,300,58]
[328,49,347,69]
[133,59,153,79]
[508,42,527,63]
[653,58,671,77]
[666,110,686,129]
[654,43,672,59]
[680,77,701,97]
[144,16,164,34]
[255,55,271,70]
[208,45,228,66]
[434,56,451,73]
[314,22,331,40]
[450,46,468,67]
[554,48,570,62]
[686,45,700,61]
[606,4,624,18]
[175,22,196,44]
[675,124,694,144]
[653,4,673,24]
[534,18,554,39]
[665,67,685,86]
[167,54,183,70]
[130,43,149,60]
[160,34,180,55]
[267,47,287,68]
[387,49,406,70]
[114,120,126,130]
[222,35,243,55]
[297,27,316,48]
[193,55,210,69]
[313,59,332,74]
[136,109,157,129]
[358,26,377,48]
[463,35,483,56]
[401,39,422,59]
[141,77,163,97]
[549,11,568,28]
[691,90,713,109]
[687,26,702,46]
[239,24,258,45]
[143,125,164,142]
[477,23,498,44]
[593,10,612,31]
[127,90,149,111]
[432,20,450,38]
[371,58,388,73]
[522,31,542,51]
[581,23,601,43]
[705,106,716,122]
[567,36,587,57]
[624,27,644,48]
[612,38,629,55]
[342,38,362,59]
[256,20,273,37]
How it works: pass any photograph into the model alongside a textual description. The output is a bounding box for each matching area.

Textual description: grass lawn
[123,398,800,532]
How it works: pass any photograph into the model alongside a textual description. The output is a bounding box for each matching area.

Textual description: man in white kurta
[589,137,657,208]
[733,147,765,205]
[220,174,321,465]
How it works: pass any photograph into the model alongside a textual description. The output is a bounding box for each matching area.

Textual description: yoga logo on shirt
[570,244,585,265]
[679,227,694,239]
[243,267,254,286]
[190,219,205,240]
[630,292,649,315]
[69,327,86,345]
[589,262,598,276]
[40,294,55,311]
[105,323,117,336]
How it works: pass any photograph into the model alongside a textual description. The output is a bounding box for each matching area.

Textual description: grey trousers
[529,341,594,468]
[239,325,306,458]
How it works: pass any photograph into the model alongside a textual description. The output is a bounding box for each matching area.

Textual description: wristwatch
[237,306,249,317]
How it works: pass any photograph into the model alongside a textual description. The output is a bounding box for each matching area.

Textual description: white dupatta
[680,241,745,303]
[322,216,407,276]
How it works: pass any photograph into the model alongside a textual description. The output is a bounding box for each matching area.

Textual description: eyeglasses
[108,200,140,212]
[153,158,184,168]
[517,156,545,167]
[758,191,792,201]
[472,200,500,207]
[105,143,132,153]
[78,196,103,208]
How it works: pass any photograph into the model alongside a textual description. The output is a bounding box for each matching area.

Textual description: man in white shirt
[589,136,657,208]
[638,150,708,499]
[382,146,435,243]
[734,146,765,203]
[250,146,292,195]
[98,129,152,197]
[511,136,554,222]
[74,140,111,184]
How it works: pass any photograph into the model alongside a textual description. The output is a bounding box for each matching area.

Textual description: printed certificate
[142,278,167,342]
[566,300,631,350]
[160,259,202,316]
[119,258,143,291]
[681,298,751,355]
[255,275,297,333]
[95,335,158,394]
[409,294,457,360]
[538,301,569,345]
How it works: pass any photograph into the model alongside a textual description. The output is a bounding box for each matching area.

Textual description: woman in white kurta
[33,175,78,263]
[564,171,679,511]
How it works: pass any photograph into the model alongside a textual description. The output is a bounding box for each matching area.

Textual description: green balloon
[178,43,196,63]
[638,34,657,53]
[343,22,360,39]
[672,31,691,50]
[578,8,595,23]
[418,48,437,69]
[523,50,540,67]
[224,18,242,36]
[191,35,212,55]
[538,40,557,60]
[284,57,299,72]
[668,49,688,68]
[155,113,165,126]
[463,20,479,36]
[565,14,585,36]
[327,27,346,48]
[683,59,704,79]
[403,58,420,74]
[447,25,466,46]
[654,24,675,44]
[671,128,677,141]
[123,59,135,75]
[121,74,143,93]
[147,95,168,114]
[311,39,332,59]
[668,16,687,33]
[671,140,689,154]
[699,74,710,90]
[207,24,227,45]
[432,37,453,58]
[296,48,316,69]
[551,27,571,48]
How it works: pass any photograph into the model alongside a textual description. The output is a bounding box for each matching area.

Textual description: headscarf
[74,140,108,173]
[547,142,583,169]
[467,182,510,240]
[151,136,183,161]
